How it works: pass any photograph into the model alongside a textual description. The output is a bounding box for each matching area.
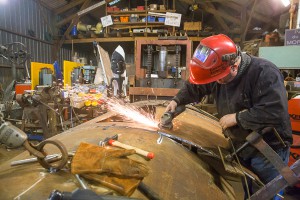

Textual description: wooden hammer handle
[108,139,154,159]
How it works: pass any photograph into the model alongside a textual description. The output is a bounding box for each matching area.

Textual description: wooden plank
[129,87,179,96]
[56,0,92,27]
[55,0,92,59]
[184,22,202,31]
[55,0,85,15]
[201,2,241,25]
[63,37,205,45]
[242,0,258,41]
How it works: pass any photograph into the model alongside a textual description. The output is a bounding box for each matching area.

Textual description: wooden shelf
[112,22,165,25]
[107,10,176,15]
[105,1,176,35]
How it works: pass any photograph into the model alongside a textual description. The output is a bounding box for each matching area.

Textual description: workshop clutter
[103,1,177,38]
[66,84,107,109]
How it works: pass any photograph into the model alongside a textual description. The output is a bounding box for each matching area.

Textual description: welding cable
[228,137,252,199]
[228,137,265,199]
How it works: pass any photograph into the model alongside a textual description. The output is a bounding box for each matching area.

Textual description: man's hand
[165,100,177,112]
[219,113,237,130]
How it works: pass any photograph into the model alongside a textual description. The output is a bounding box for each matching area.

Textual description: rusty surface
[0,100,235,200]
[129,87,180,97]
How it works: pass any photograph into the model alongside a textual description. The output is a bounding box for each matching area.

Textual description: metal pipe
[158,46,167,72]
[75,174,89,189]
[11,154,59,166]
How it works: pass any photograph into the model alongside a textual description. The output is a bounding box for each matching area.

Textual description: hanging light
[280,0,291,7]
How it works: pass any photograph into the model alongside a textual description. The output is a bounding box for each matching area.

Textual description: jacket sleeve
[172,81,212,105]
[236,64,288,131]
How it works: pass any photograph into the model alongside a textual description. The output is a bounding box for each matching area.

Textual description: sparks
[106,98,159,129]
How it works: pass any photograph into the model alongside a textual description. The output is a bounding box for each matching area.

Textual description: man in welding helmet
[166,34,292,199]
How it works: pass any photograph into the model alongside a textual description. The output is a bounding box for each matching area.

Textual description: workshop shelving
[105,0,176,37]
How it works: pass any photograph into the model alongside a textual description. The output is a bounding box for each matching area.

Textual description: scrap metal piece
[75,174,89,190]
[36,139,68,171]
[23,140,45,159]
[250,159,300,200]
[246,131,299,186]
[156,134,163,144]
[11,154,59,166]
[157,130,220,159]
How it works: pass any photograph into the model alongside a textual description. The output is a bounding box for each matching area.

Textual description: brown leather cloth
[71,142,149,196]
[82,173,141,196]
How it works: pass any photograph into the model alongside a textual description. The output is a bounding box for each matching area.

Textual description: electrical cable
[228,137,252,199]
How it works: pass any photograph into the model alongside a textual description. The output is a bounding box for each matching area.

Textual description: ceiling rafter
[205,3,230,33]
[242,0,258,41]
[56,0,93,27]
[55,0,86,15]
[200,2,241,25]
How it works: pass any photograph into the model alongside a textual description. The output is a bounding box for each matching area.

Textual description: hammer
[108,139,154,159]
[99,134,154,159]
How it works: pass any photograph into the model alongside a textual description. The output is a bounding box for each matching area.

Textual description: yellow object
[78,92,85,97]
[31,62,54,90]
[120,16,129,22]
[85,100,91,107]
[63,60,83,88]
[91,101,98,107]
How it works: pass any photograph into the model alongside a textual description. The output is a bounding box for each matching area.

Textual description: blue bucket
[158,17,165,22]
[71,25,78,36]
[147,16,155,22]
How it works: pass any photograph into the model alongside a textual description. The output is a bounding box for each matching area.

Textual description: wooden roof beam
[202,0,243,5]
[246,10,278,26]
[55,0,86,15]
[242,0,258,41]
[200,2,241,25]
[56,0,93,27]
[204,3,230,33]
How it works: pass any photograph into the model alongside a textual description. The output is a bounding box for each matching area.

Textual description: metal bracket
[246,131,298,186]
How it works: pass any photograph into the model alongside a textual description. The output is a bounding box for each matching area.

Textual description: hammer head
[99,134,119,146]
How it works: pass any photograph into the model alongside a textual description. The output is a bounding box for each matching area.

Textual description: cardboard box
[184,22,202,31]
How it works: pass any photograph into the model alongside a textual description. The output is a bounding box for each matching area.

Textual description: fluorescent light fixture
[280,0,290,7]
[109,0,121,6]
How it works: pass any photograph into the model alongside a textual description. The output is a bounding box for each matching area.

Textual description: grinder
[159,105,186,129]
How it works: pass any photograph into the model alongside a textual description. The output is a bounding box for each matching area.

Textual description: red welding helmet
[189,34,238,84]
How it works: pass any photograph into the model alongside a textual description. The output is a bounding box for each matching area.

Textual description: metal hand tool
[159,105,185,129]
[99,134,119,147]
[108,139,154,159]
[0,121,68,171]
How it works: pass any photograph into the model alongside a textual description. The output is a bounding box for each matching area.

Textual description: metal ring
[36,139,68,171]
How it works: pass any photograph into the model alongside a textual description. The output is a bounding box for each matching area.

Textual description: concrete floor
[0,146,299,200]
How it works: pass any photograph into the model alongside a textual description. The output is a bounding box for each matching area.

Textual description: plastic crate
[130,16,138,22]
[147,16,155,22]
[120,16,129,22]
[137,6,144,10]
[158,17,165,22]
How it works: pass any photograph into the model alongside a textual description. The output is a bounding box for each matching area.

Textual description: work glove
[82,173,141,196]
[71,142,149,178]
